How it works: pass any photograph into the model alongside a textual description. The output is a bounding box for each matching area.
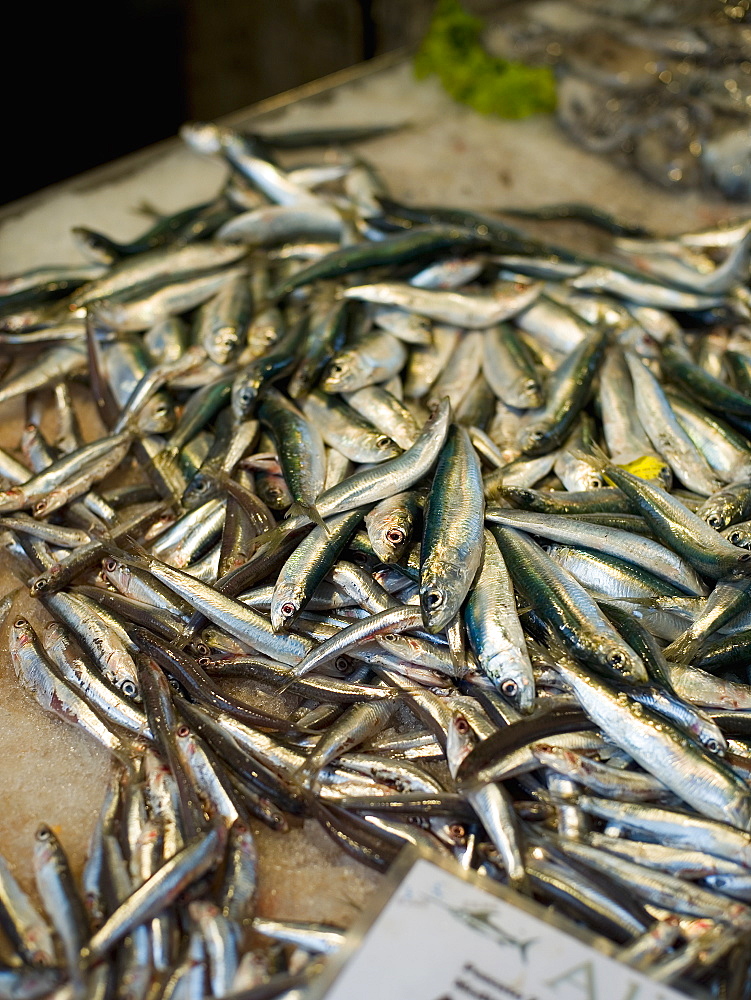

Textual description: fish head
[517,422,553,457]
[379,633,416,656]
[232,373,262,420]
[373,521,409,563]
[724,524,751,549]
[486,653,536,714]
[28,567,59,596]
[32,823,58,866]
[512,375,543,410]
[420,563,465,633]
[137,394,175,435]
[42,621,68,649]
[256,474,291,509]
[322,351,362,393]
[208,324,240,366]
[10,617,35,651]
[174,722,197,755]
[370,434,402,461]
[446,710,475,780]
[592,637,649,684]
[697,726,727,757]
[701,497,739,532]
[245,314,281,360]
[271,583,306,632]
[32,491,65,518]
[102,555,130,592]
[118,676,140,702]
[182,472,219,510]
[724,791,751,835]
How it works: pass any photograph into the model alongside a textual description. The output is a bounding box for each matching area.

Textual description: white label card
[313,852,689,1000]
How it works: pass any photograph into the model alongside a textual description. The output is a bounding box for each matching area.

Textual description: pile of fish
[4,118,751,999]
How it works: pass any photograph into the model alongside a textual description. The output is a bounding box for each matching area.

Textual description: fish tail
[287,501,328,533]
[663,630,699,664]
[98,537,150,568]
[251,523,293,556]
[276,661,311,695]
[294,758,321,793]
[518,937,534,961]
[570,441,610,470]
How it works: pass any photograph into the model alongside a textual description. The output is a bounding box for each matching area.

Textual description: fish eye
[524,379,538,392]
[706,514,723,529]
[335,656,352,674]
[329,363,343,375]
[104,558,118,572]
[589,477,603,490]
[424,588,444,610]
[280,601,297,618]
[154,404,169,417]
[704,737,722,755]
[35,826,51,841]
[383,633,399,643]
[454,716,471,735]
[501,679,519,698]
[375,435,392,449]
[528,430,544,444]
[176,725,190,738]
[448,823,466,841]
[608,650,626,669]
[741,552,751,562]
[729,531,744,545]
[120,680,138,699]
[14,618,26,628]
[386,528,405,545]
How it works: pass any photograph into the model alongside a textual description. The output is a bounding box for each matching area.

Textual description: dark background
[6,0,492,206]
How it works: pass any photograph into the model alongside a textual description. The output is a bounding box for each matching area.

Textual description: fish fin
[287,501,327,533]
[608,596,662,607]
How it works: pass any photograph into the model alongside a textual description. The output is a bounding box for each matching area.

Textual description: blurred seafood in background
[487,0,751,198]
